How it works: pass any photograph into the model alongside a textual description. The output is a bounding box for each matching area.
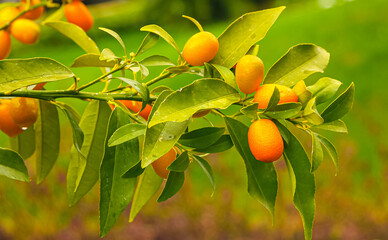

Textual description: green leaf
[100,108,138,237]
[178,127,225,149]
[122,161,144,178]
[136,33,159,56]
[165,65,190,74]
[224,117,278,220]
[44,21,100,54]
[310,132,324,173]
[129,166,163,222]
[108,123,146,147]
[303,98,324,125]
[142,91,189,168]
[265,102,302,119]
[292,80,312,108]
[157,171,185,202]
[140,55,174,67]
[10,127,35,160]
[100,48,120,62]
[281,126,315,240]
[192,155,216,193]
[140,24,181,55]
[194,135,233,153]
[167,151,190,172]
[307,77,342,104]
[59,106,84,154]
[264,44,330,87]
[247,44,260,56]
[321,82,355,123]
[67,100,111,207]
[149,79,240,127]
[264,86,280,111]
[0,58,74,92]
[316,134,338,174]
[210,7,285,68]
[210,63,237,88]
[0,148,29,182]
[35,100,60,184]
[42,4,65,23]
[310,120,348,133]
[99,27,127,56]
[113,77,150,103]
[240,103,259,120]
[71,53,116,68]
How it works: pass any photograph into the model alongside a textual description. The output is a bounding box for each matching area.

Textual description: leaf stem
[145,71,173,86]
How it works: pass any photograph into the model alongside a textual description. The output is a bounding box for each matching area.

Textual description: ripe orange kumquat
[248,119,284,163]
[182,31,219,66]
[10,18,41,44]
[235,55,264,94]
[64,1,94,32]
[19,0,44,20]
[0,31,11,60]
[0,100,24,137]
[253,84,298,109]
[151,148,177,179]
[9,97,39,129]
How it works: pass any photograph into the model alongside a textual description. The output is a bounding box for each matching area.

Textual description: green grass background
[0,0,387,239]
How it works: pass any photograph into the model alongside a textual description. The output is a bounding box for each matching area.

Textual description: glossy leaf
[35,100,60,184]
[140,55,174,67]
[292,80,312,108]
[310,120,348,133]
[264,44,330,87]
[149,79,240,127]
[210,63,237,88]
[281,126,315,240]
[321,82,355,123]
[0,148,29,182]
[194,135,233,153]
[307,77,342,104]
[113,77,150,102]
[240,103,259,120]
[178,127,225,149]
[192,155,216,192]
[99,27,127,55]
[0,58,74,92]
[100,108,138,237]
[264,86,280,111]
[129,166,163,222]
[211,7,285,68]
[122,161,144,178]
[67,100,111,207]
[108,123,146,147]
[310,132,324,173]
[142,91,189,168]
[265,102,302,119]
[136,33,159,56]
[157,171,185,202]
[247,44,260,56]
[10,127,35,160]
[316,134,338,174]
[303,98,324,125]
[166,65,190,74]
[45,21,100,54]
[224,117,278,220]
[71,53,116,68]
[167,151,190,172]
[100,48,120,62]
[140,24,181,55]
[59,106,84,154]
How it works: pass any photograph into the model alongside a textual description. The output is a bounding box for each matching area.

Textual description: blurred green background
[1,0,388,239]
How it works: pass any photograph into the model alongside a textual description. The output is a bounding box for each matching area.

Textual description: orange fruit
[235,55,264,94]
[0,31,11,60]
[9,97,39,128]
[253,84,298,109]
[119,100,152,120]
[0,7,20,26]
[182,31,219,66]
[192,109,211,118]
[10,18,40,44]
[151,148,177,179]
[248,119,283,162]
[0,100,24,137]
[64,1,94,32]
[19,0,44,20]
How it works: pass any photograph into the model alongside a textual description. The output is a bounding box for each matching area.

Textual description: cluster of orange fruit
[0,0,93,60]
[0,97,38,137]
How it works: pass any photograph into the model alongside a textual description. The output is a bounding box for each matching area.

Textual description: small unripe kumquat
[182,31,219,66]
[253,84,298,109]
[248,119,284,163]
[64,1,94,32]
[0,100,24,137]
[151,148,177,179]
[0,30,11,60]
[10,18,41,44]
[9,97,39,129]
[235,55,264,94]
